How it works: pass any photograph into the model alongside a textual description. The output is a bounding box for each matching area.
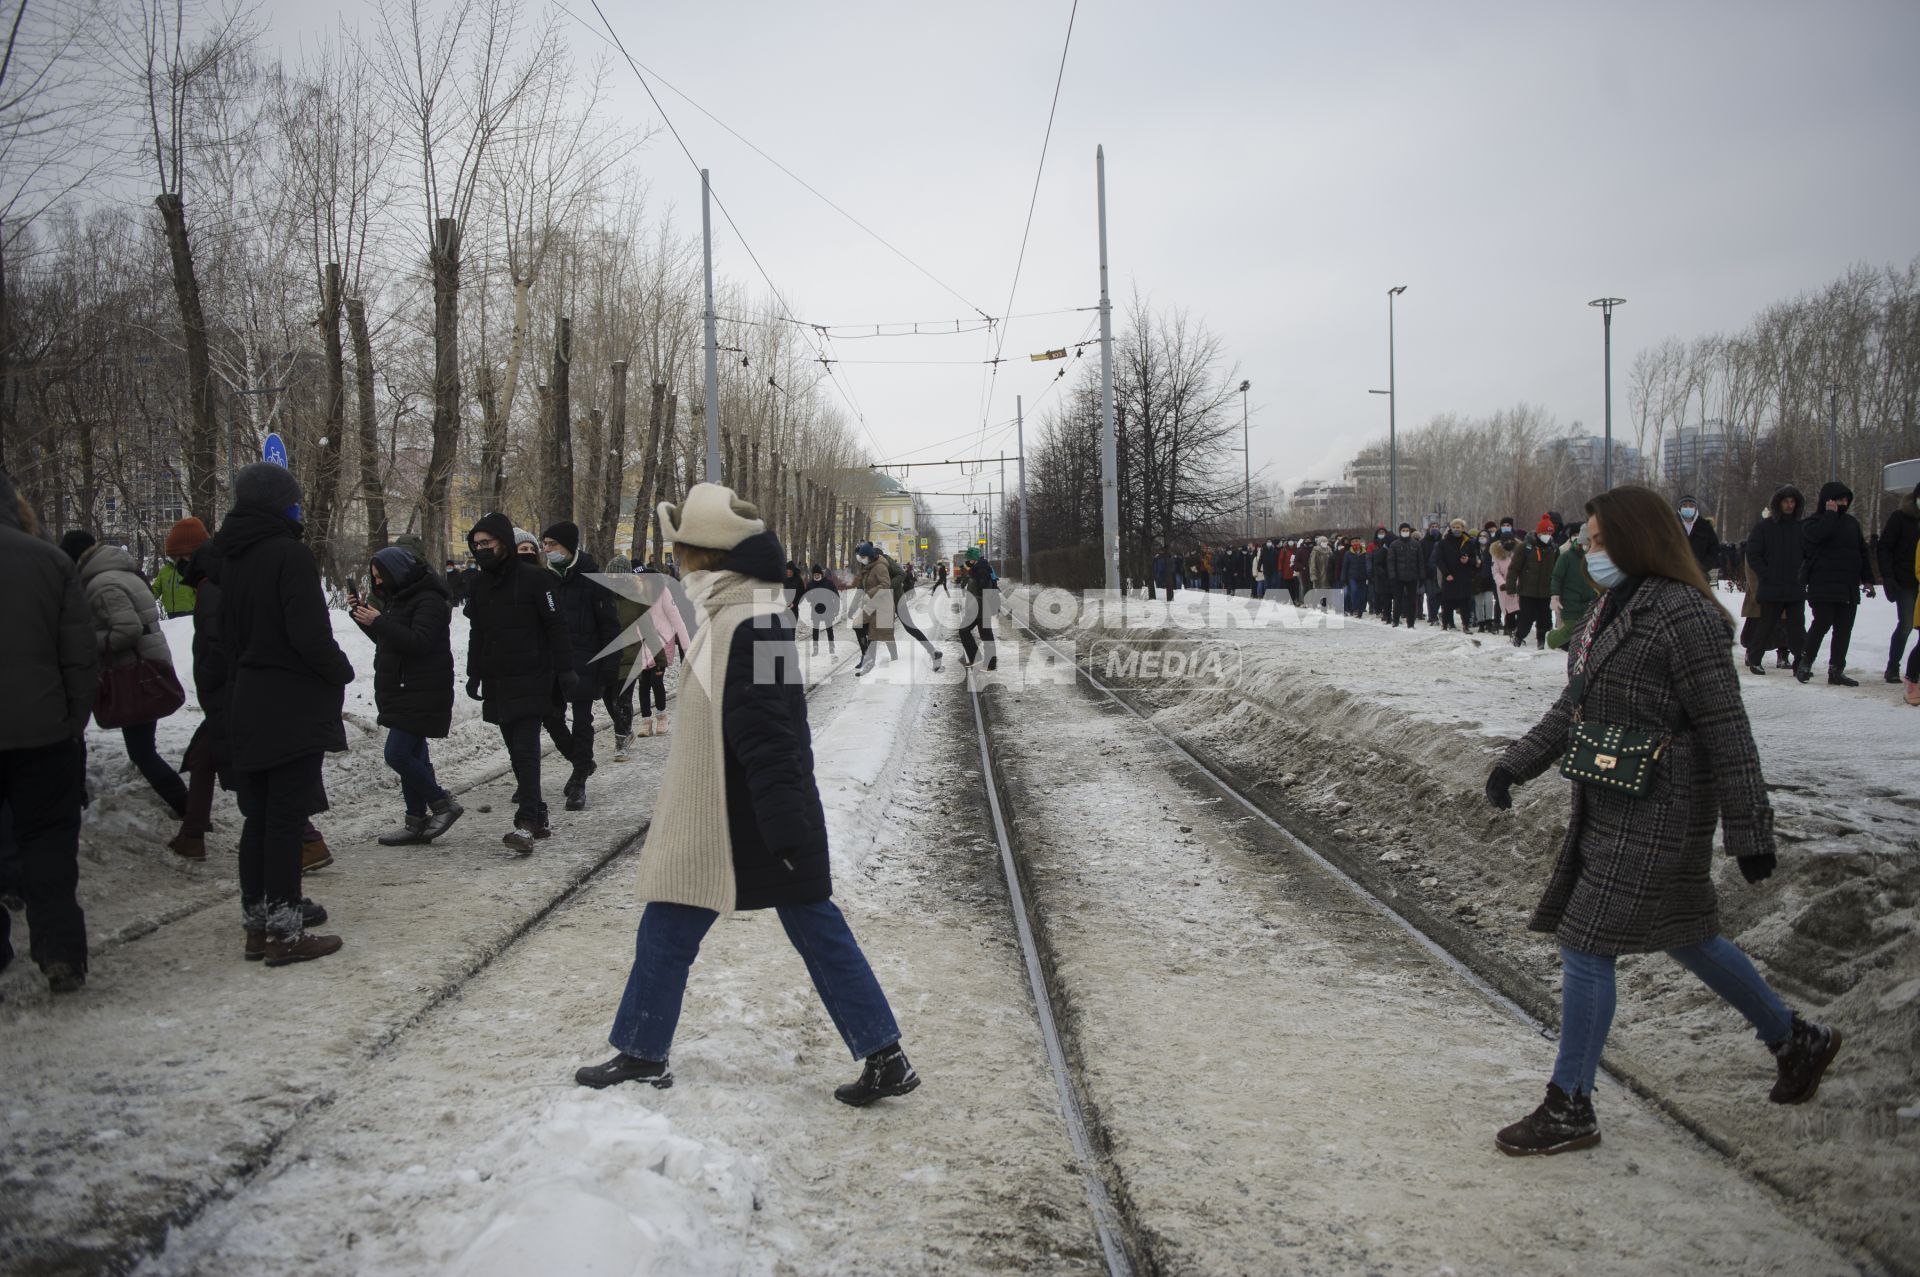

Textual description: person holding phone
[352,546,460,846]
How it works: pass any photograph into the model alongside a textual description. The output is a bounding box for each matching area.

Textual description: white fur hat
[659,482,765,550]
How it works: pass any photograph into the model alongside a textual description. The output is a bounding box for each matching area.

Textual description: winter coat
[1743,486,1807,604]
[1800,482,1873,605]
[550,549,621,688]
[1505,537,1559,598]
[0,476,98,749]
[1877,494,1919,592]
[357,548,455,738]
[180,546,236,783]
[1276,545,1297,581]
[463,512,573,725]
[1499,577,1773,955]
[1550,544,1599,626]
[632,530,831,914]
[1339,548,1371,586]
[79,544,175,670]
[1682,515,1720,574]
[1383,535,1423,585]
[800,575,842,628]
[212,507,356,772]
[1489,548,1521,615]
[1308,543,1333,589]
[1433,531,1480,602]
[152,560,197,616]
[853,556,896,641]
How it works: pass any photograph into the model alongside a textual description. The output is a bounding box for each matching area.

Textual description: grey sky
[260,0,1920,524]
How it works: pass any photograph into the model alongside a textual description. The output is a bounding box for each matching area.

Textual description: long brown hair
[1585,485,1721,614]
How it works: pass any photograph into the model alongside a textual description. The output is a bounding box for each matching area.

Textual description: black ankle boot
[1828,668,1858,687]
[1495,1082,1600,1156]
[834,1045,920,1107]
[574,1052,673,1090]
[1768,1014,1842,1105]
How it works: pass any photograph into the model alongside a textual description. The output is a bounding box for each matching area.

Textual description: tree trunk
[155,193,220,524]
[347,296,386,557]
[646,391,679,564]
[423,217,463,566]
[599,361,628,559]
[749,434,762,508]
[630,379,665,561]
[0,221,12,476]
[310,263,348,583]
[481,276,534,511]
[549,315,573,522]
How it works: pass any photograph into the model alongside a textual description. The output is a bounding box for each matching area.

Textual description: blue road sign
[262,432,288,468]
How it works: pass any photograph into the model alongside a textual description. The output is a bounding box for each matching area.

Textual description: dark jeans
[637,667,667,716]
[1343,581,1368,616]
[1423,582,1442,623]
[0,740,87,972]
[609,899,901,1063]
[897,598,939,657]
[236,752,323,937]
[544,697,597,784]
[1888,586,1917,671]
[122,719,188,815]
[1804,601,1857,671]
[604,681,635,738]
[1748,600,1804,664]
[180,724,217,836]
[1440,599,1473,631]
[1553,938,1789,1096]
[501,717,545,822]
[1389,580,1418,626]
[1514,596,1552,645]
[383,728,447,817]
[810,623,835,649]
[959,612,996,664]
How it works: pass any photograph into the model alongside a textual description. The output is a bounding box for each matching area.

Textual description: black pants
[959,608,997,665]
[811,623,835,649]
[604,680,634,738]
[122,719,188,814]
[1389,580,1418,627]
[1424,583,1442,623]
[897,598,939,657]
[544,697,597,784]
[501,717,545,821]
[1441,599,1474,632]
[236,752,323,937]
[1804,602,1857,671]
[1747,600,1804,665]
[1514,596,1552,645]
[637,666,667,716]
[0,739,87,972]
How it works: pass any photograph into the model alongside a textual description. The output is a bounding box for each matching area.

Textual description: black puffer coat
[1434,531,1480,601]
[360,546,455,738]
[213,507,355,772]
[1800,481,1873,605]
[550,549,620,687]
[1877,492,1919,592]
[718,531,831,909]
[1742,485,1805,604]
[463,512,571,725]
[1383,534,1426,584]
[182,544,235,784]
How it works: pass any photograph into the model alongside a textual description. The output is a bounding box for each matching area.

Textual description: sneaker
[1769,1014,1842,1105]
[377,814,432,847]
[574,1052,673,1090]
[169,830,207,860]
[564,783,587,812]
[834,1045,920,1107]
[264,931,343,967]
[1494,1083,1600,1156]
[613,734,633,762]
[422,796,464,841]
[1828,668,1859,688]
[44,960,85,993]
[300,836,334,873]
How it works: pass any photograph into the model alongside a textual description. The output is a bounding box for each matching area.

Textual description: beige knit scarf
[631,569,789,915]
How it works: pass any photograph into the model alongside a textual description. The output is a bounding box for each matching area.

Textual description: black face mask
[474,546,500,569]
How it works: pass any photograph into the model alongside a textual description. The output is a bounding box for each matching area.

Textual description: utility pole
[1096,145,1120,593]
[1017,394,1031,582]
[701,169,722,483]
[1827,384,1840,484]
[1239,380,1251,540]
[1589,297,1625,491]
[1387,285,1405,530]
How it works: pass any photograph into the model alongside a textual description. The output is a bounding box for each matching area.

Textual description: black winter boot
[1887,662,1904,685]
[834,1044,920,1107]
[564,782,587,812]
[1793,656,1813,683]
[575,1052,673,1090]
[378,814,432,846]
[1769,1014,1842,1105]
[1494,1083,1600,1156]
[1828,667,1858,687]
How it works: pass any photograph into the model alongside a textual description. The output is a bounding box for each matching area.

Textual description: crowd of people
[1149,482,1920,701]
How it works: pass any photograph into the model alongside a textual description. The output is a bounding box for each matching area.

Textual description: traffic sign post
[262,432,288,468]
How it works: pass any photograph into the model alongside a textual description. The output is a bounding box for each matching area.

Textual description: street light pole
[1239,379,1251,540]
[1826,384,1840,484]
[1387,285,1405,529]
[1589,297,1625,490]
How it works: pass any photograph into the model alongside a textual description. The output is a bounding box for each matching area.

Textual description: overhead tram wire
[586,0,886,463]
[978,0,1080,456]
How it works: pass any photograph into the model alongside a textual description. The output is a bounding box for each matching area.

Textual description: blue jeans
[1552,936,1792,1095]
[610,899,901,1062]
[1344,580,1368,615]
[383,729,447,817]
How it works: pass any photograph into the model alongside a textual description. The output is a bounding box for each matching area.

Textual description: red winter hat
[164,516,211,557]
[1535,514,1555,536]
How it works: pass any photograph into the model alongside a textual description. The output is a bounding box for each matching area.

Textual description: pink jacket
[1490,553,1521,615]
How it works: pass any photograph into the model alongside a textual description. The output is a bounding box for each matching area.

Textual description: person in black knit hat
[540,520,619,811]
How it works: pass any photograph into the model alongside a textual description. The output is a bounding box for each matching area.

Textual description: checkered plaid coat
[1498,577,1775,955]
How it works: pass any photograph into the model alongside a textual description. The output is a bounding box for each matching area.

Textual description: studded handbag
[1556,603,1671,799]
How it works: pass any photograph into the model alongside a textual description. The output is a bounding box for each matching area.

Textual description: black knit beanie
[59,529,96,562]
[542,521,581,555]
[233,462,304,517]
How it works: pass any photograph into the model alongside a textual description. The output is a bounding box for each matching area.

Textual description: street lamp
[1588,297,1625,490]
[1372,287,1407,530]
[1239,379,1252,540]
[1824,383,1841,484]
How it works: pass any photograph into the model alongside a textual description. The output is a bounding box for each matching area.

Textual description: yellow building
[865,473,917,565]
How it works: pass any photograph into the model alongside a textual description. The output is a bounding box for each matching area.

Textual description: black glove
[1738,853,1776,884]
[1485,766,1515,811]
[465,675,482,701]
[557,669,581,701]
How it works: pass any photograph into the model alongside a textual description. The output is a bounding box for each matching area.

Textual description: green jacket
[1504,538,1559,598]
[153,560,197,616]
[1550,545,1598,622]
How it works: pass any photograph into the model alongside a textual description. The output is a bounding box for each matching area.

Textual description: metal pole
[1827,385,1839,484]
[1017,394,1030,582]
[1096,145,1120,593]
[1240,381,1251,540]
[1602,308,1613,491]
[1387,289,1398,530]
[701,169,722,484]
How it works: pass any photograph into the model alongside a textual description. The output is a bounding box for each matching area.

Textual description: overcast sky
[259,0,1920,526]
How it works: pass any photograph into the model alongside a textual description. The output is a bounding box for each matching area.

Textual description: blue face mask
[1586,548,1626,589]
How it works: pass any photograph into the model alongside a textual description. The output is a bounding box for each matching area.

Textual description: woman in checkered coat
[1482,485,1843,1157]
